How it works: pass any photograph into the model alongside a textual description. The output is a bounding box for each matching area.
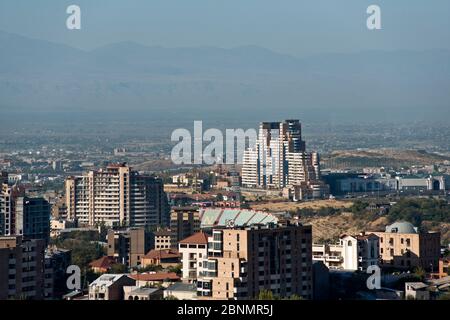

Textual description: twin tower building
[242,120,328,199]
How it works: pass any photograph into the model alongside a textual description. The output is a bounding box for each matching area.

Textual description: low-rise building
[123,286,163,300]
[372,221,440,271]
[130,272,180,287]
[50,219,76,238]
[430,258,450,279]
[141,249,180,268]
[405,282,430,300]
[312,233,379,271]
[164,282,197,300]
[88,274,136,300]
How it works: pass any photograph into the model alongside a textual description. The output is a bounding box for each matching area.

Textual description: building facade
[107,227,152,268]
[190,223,313,300]
[372,222,441,271]
[0,182,25,236]
[15,197,50,244]
[88,274,136,300]
[312,233,379,271]
[153,230,172,250]
[170,207,201,248]
[0,236,46,300]
[65,163,169,228]
[241,120,325,198]
[178,232,209,282]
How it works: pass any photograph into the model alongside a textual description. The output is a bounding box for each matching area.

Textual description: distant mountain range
[1,30,449,122]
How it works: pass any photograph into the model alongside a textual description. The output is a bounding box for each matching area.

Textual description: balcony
[327,256,343,262]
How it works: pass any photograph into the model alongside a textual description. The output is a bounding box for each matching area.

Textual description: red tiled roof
[144,249,180,260]
[179,232,209,245]
[89,256,115,269]
[130,272,180,282]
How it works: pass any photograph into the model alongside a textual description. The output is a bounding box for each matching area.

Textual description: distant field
[322,148,450,169]
[249,199,353,212]
[300,214,389,242]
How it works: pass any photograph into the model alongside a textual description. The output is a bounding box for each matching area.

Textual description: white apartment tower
[65,163,169,228]
[242,120,321,190]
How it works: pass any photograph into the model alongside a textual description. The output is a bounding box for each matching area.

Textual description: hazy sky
[0,0,449,56]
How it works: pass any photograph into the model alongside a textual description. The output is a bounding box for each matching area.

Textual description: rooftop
[89,256,116,269]
[165,282,196,292]
[130,272,180,282]
[406,282,428,290]
[128,287,161,295]
[385,221,418,234]
[179,232,209,245]
[144,249,180,260]
[89,274,131,288]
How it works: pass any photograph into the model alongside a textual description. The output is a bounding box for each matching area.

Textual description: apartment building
[0,236,46,300]
[107,227,152,268]
[0,182,25,236]
[170,207,201,248]
[154,229,172,249]
[65,163,169,228]
[189,223,313,300]
[15,197,50,244]
[372,221,440,271]
[43,247,71,300]
[312,233,379,271]
[241,120,324,197]
[178,232,209,282]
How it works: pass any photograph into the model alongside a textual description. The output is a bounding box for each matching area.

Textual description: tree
[413,267,426,281]
[257,289,275,300]
[139,264,163,273]
[164,295,179,300]
[167,264,182,275]
[351,200,369,214]
[110,263,127,274]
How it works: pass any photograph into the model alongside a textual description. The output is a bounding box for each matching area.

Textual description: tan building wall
[107,228,149,268]
[198,224,313,300]
[373,231,440,270]
[0,236,45,300]
[170,207,201,248]
[65,164,168,228]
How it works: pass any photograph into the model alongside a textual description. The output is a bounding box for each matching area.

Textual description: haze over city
[0,0,449,308]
